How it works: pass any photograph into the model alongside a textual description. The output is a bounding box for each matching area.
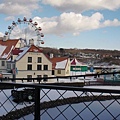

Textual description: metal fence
[0,72,120,120]
[0,80,120,120]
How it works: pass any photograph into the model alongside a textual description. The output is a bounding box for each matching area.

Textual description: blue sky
[0,0,120,50]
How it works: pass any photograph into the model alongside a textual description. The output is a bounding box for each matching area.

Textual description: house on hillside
[7,45,52,80]
[50,57,70,76]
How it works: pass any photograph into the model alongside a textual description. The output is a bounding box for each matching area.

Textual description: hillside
[42,47,120,65]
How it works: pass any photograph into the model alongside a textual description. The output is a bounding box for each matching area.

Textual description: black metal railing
[0,80,120,120]
[0,71,120,83]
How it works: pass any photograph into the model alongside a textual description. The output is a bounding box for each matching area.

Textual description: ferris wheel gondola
[4,17,44,46]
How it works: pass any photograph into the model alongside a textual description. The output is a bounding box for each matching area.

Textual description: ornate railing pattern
[0,72,120,120]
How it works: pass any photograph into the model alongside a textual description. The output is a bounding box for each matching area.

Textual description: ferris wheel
[4,17,44,46]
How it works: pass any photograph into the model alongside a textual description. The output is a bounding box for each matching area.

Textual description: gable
[50,57,69,69]
[56,59,68,69]
[14,45,44,61]
[28,45,42,53]
[0,39,19,59]
[71,58,87,66]
[0,45,6,56]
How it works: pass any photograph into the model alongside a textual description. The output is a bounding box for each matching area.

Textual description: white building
[50,57,71,76]
[0,39,21,78]
[0,38,52,80]
[7,45,52,79]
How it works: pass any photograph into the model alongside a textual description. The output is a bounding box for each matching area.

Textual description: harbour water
[19,99,120,120]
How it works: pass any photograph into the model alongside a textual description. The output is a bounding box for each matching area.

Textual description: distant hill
[42,47,120,65]
[42,47,120,57]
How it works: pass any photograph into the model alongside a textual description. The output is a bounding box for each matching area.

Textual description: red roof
[13,45,44,61]
[28,45,43,52]
[71,58,87,66]
[12,48,23,55]
[0,39,19,59]
[50,57,68,69]
[71,58,76,65]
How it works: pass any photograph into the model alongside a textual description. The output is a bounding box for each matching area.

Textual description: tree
[59,48,65,56]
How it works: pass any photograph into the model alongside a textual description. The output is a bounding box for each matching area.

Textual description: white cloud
[3,12,120,38]
[0,32,4,37]
[0,0,40,17]
[103,19,120,27]
[33,12,120,36]
[5,16,15,21]
[42,0,120,12]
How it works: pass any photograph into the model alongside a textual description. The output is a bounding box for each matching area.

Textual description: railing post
[35,87,40,120]
[57,78,59,82]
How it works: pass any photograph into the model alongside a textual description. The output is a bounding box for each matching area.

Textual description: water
[20,100,120,120]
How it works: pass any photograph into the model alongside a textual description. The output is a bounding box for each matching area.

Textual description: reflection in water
[41,100,120,120]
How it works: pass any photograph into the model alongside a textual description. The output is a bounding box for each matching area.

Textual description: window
[52,70,55,75]
[43,75,48,82]
[27,65,32,70]
[37,75,42,78]
[11,56,13,61]
[57,70,61,74]
[44,65,48,70]
[37,65,42,70]
[37,75,42,82]
[27,75,32,82]
[66,70,69,74]
[1,61,5,66]
[12,64,15,69]
[7,63,11,69]
[38,57,42,63]
[28,57,32,63]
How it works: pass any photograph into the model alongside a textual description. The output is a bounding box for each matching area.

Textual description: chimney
[29,39,34,45]
[50,53,53,58]
[0,37,3,40]
[3,36,8,41]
